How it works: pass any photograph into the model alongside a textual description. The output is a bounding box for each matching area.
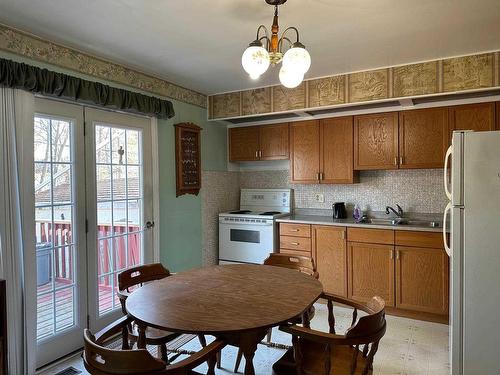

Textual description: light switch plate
[314,193,325,203]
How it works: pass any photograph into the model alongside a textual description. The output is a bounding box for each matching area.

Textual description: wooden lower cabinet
[312,226,347,297]
[347,242,395,306]
[395,246,449,315]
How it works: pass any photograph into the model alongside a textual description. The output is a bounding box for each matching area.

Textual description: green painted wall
[0,50,228,272]
[157,100,227,271]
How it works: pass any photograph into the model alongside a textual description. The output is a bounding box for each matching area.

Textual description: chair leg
[160,344,169,364]
[198,334,207,347]
[266,328,272,343]
[216,352,222,369]
[121,326,130,350]
[234,348,243,373]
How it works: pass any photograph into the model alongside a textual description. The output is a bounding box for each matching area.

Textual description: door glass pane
[95,124,144,316]
[34,115,77,342]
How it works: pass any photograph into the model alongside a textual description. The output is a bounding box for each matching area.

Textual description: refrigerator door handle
[443,202,452,257]
[444,145,453,200]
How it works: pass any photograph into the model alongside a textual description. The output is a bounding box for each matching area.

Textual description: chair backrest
[118,263,170,292]
[346,296,386,340]
[83,329,166,374]
[83,317,226,375]
[264,253,318,278]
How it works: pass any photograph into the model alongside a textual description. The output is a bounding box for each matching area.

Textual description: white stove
[219,189,292,265]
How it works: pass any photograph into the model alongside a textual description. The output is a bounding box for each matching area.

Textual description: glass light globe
[242,45,270,78]
[282,46,311,74]
[279,65,304,88]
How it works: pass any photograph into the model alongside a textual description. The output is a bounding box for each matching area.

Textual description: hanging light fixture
[241,0,311,88]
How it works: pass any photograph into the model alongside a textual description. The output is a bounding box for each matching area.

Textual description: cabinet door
[290,120,320,183]
[449,102,495,139]
[348,242,394,305]
[229,127,260,161]
[395,246,449,315]
[313,226,347,297]
[497,102,500,130]
[259,123,289,160]
[399,108,448,169]
[354,112,399,170]
[320,117,358,184]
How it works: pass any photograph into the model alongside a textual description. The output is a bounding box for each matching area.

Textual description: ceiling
[0,0,499,95]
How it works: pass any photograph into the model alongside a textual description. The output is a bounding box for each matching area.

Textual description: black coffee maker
[332,202,347,219]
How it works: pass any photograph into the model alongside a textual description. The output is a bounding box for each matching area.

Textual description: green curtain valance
[0,57,175,119]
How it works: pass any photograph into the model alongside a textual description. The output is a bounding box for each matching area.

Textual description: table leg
[136,323,147,349]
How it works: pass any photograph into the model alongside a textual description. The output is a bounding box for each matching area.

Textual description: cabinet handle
[289,229,299,232]
[341,231,346,240]
[400,156,404,165]
[390,250,394,259]
[316,172,320,181]
[259,150,262,158]
[394,157,398,166]
[320,172,324,180]
[291,242,300,246]
[396,250,400,260]
[255,150,258,158]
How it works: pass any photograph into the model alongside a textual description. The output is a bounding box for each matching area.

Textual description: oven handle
[219,220,274,227]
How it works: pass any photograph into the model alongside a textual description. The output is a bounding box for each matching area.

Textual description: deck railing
[35,221,141,287]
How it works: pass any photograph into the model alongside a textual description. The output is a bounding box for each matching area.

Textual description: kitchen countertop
[277,215,447,233]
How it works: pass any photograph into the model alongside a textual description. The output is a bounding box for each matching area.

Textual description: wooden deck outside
[37,282,117,341]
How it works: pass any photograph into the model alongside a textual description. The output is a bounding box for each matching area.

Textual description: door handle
[145,221,155,230]
[443,202,452,257]
[444,145,453,200]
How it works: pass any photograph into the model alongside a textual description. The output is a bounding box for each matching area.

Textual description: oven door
[219,219,274,264]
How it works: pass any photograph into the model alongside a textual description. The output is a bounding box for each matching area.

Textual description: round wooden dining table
[126,264,323,375]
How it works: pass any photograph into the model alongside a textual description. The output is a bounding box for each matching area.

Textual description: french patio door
[34,99,154,367]
[84,107,153,331]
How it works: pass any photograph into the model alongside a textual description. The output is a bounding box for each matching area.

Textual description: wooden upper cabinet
[290,120,320,183]
[229,127,260,161]
[395,246,449,315]
[449,102,495,137]
[347,242,395,306]
[229,123,289,162]
[320,117,358,184]
[259,123,289,160]
[399,108,449,169]
[354,112,399,170]
[312,226,347,297]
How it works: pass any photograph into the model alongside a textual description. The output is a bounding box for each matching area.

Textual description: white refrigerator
[443,130,500,374]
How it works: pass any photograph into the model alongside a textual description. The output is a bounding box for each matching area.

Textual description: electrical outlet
[314,193,325,203]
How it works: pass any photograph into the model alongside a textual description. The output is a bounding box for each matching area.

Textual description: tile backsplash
[240,169,447,214]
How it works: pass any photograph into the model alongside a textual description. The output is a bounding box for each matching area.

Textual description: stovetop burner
[229,210,252,214]
[260,211,281,215]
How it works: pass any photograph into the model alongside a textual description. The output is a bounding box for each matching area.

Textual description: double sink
[368,218,440,228]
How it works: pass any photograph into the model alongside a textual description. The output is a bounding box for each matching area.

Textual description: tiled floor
[37,303,450,375]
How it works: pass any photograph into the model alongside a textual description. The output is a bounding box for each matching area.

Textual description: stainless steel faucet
[386,204,404,218]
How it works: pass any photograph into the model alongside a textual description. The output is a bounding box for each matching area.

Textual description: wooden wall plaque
[174,123,202,197]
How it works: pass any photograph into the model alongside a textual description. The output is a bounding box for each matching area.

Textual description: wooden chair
[117,263,206,361]
[231,253,319,373]
[264,253,319,279]
[83,316,225,375]
[273,294,386,375]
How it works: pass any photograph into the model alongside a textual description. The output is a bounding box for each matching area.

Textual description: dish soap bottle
[353,204,362,222]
